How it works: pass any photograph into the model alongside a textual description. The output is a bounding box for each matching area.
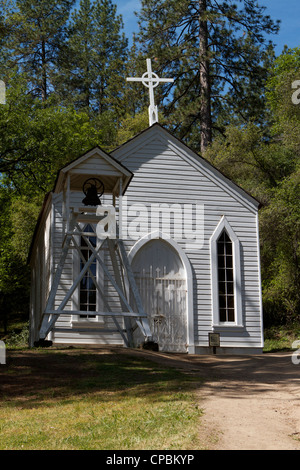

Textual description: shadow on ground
[0,347,201,409]
[1,346,299,408]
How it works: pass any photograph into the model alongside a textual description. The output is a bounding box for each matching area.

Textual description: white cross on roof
[126,58,174,126]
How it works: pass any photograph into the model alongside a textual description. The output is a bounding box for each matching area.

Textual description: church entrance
[131,239,187,352]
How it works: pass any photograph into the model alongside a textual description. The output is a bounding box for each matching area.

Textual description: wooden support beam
[107,238,134,347]
[57,240,105,312]
[41,233,136,345]
[40,237,106,338]
[71,235,130,347]
[77,226,135,314]
[54,327,128,334]
[39,213,77,338]
[117,239,153,340]
[45,310,147,318]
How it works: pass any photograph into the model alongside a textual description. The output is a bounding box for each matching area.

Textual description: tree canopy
[206,47,300,324]
[137,0,280,153]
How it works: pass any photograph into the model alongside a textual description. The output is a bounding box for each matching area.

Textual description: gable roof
[53,146,133,196]
[111,123,261,212]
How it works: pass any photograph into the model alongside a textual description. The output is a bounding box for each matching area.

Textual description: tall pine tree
[56,0,128,118]
[5,0,75,101]
[137,0,280,153]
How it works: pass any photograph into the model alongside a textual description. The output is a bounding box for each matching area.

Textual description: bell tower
[36,147,153,348]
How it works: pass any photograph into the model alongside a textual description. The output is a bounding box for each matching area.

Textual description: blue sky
[114,0,300,55]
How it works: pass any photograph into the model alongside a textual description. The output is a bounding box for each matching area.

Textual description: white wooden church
[28,61,264,354]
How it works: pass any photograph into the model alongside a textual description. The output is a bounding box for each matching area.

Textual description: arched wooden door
[131,239,187,352]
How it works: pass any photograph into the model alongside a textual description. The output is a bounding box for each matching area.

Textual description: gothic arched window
[217,231,235,322]
[210,217,243,327]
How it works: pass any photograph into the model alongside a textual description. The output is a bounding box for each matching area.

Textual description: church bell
[82,178,104,206]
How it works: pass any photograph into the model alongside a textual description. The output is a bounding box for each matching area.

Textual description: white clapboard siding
[73,154,123,176]
[112,125,263,352]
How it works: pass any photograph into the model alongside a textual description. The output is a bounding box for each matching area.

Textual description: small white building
[28,123,263,354]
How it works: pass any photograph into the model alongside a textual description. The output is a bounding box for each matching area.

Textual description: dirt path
[198,355,300,450]
[120,349,300,450]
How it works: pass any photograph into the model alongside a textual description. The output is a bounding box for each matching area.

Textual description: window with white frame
[72,223,105,325]
[79,224,97,318]
[210,217,243,327]
[217,230,235,322]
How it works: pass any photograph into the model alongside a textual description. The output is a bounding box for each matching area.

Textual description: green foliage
[206,121,296,196]
[4,322,29,348]
[0,74,103,195]
[260,168,300,324]
[266,47,300,114]
[3,0,75,100]
[56,0,128,118]
[137,0,280,151]
[0,189,33,333]
[206,47,300,325]
[264,324,300,352]
[115,110,149,146]
[266,47,300,155]
[10,196,41,263]
[258,48,300,323]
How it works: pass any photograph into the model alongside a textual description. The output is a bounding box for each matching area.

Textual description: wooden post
[117,239,153,340]
[119,178,123,239]
[108,238,134,347]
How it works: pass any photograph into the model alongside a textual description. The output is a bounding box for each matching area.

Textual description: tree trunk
[199,0,212,154]
[41,38,47,102]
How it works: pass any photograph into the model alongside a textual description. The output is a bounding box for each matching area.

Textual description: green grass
[263,324,300,353]
[0,348,203,450]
